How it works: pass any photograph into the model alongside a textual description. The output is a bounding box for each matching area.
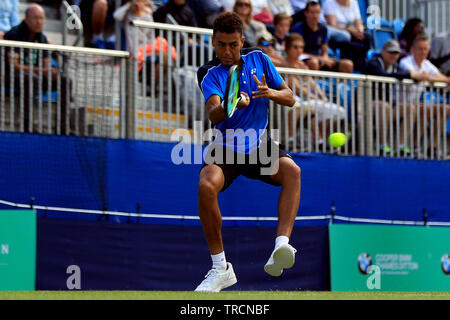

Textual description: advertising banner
[329,224,450,291]
[0,210,36,290]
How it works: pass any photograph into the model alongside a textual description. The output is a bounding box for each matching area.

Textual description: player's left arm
[252,73,296,107]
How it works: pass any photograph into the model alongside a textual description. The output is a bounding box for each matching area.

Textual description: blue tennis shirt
[197,47,283,154]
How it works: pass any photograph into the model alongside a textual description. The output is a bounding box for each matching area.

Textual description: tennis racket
[223,65,246,118]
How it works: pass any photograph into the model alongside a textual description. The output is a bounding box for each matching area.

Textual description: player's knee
[281,160,301,184]
[94,0,108,11]
[198,178,221,198]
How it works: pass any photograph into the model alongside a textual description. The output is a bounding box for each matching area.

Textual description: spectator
[323,0,371,71]
[3,4,70,134]
[272,12,292,56]
[189,0,229,28]
[365,40,428,155]
[291,1,353,73]
[429,31,450,76]
[0,0,20,39]
[290,0,351,45]
[153,0,198,27]
[398,17,424,60]
[76,0,122,49]
[280,33,346,148]
[233,0,271,48]
[113,0,154,55]
[256,33,284,66]
[251,0,274,24]
[114,0,177,96]
[221,0,236,11]
[399,34,450,155]
[267,0,294,17]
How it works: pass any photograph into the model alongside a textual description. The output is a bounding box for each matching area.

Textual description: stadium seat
[366,49,379,60]
[392,18,406,37]
[357,0,368,26]
[371,24,396,50]
[378,18,392,28]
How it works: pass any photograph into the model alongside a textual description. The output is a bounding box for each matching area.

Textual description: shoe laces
[200,268,221,284]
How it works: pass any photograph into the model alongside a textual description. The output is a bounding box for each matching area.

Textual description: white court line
[1,199,450,226]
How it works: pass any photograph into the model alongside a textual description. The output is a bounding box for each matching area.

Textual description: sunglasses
[236,2,251,7]
[261,41,274,47]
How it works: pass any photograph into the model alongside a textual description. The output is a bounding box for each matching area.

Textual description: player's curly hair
[213,12,243,36]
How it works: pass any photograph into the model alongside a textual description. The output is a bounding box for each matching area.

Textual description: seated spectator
[267,0,294,17]
[429,31,450,76]
[233,0,270,48]
[398,17,424,60]
[251,0,274,24]
[3,4,70,134]
[189,0,229,28]
[113,0,154,55]
[0,0,20,39]
[280,33,346,148]
[75,0,123,49]
[399,34,450,155]
[153,0,199,66]
[153,0,198,27]
[323,0,371,71]
[272,12,292,56]
[114,0,177,95]
[365,40,428,156]
[290,0,351,45]
[291,1,353,73]
[256,34,284,66]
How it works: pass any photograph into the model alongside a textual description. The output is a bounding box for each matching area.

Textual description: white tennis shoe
[194,262,237,292]
[264,243,297,277]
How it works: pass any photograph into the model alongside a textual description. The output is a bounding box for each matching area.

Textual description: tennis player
[195,12,301,292]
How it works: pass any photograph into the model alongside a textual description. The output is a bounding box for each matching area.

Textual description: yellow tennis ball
[328,132,346,147]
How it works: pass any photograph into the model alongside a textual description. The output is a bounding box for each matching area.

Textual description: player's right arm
[205,93,250,125]
[205,94,227,125]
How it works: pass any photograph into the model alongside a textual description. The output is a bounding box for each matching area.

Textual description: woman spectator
[114,0,154,55]
[233,0,271,48]
[115,0,177,95]
[250,0,274,24]
[398,18,425,60]
[323,0,371,71]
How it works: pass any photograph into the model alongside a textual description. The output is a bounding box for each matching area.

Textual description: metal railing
[129,21,214,142]
[0,40,129,137]
[1,22,449,160]
[128,21,449,160]
[371,0,450,37]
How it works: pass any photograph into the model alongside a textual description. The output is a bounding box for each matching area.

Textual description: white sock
[105,34,116,42]
[275,236,289,249]
[211,252,227,270]
[92,33,103,42]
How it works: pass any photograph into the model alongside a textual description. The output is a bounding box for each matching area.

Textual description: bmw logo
[441,254,450,275]
[358,253,372,275]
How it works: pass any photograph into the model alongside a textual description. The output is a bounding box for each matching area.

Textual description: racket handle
[239,93,247,102]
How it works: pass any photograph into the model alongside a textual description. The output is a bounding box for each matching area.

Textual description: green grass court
[1,291,449,300]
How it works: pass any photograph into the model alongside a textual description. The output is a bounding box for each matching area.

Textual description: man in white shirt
[322,0,370,71]
[399,34,449,156]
